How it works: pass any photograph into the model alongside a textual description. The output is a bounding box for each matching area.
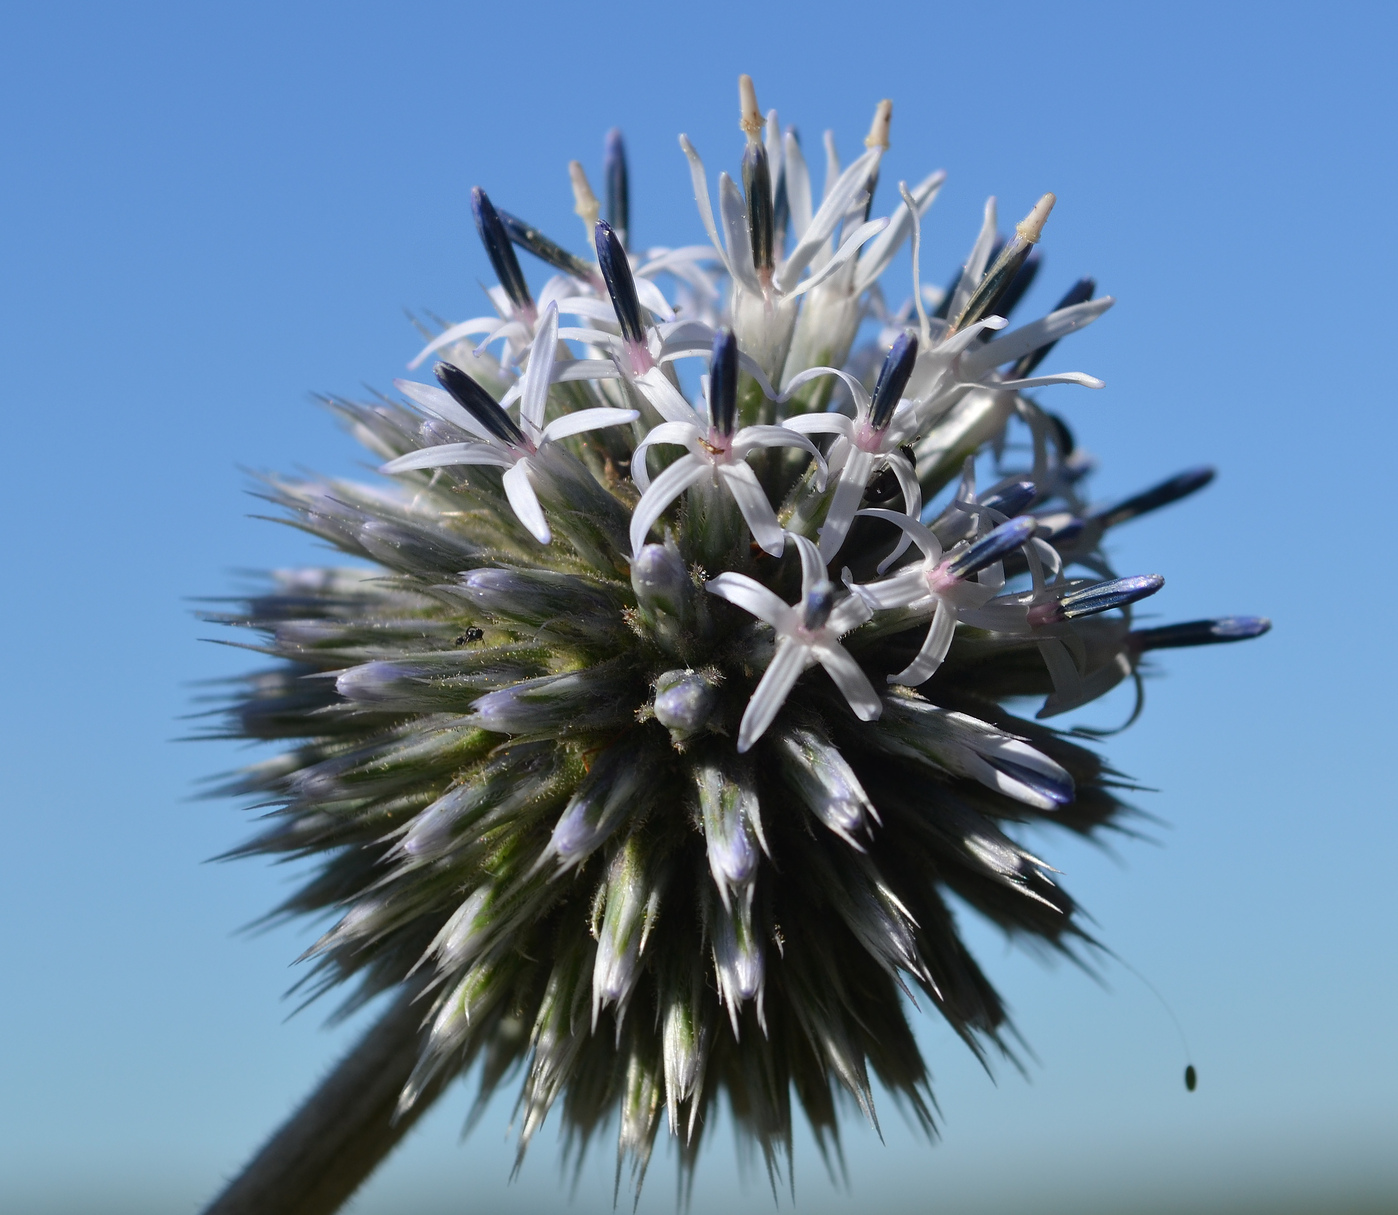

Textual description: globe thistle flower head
[207,73,1270,1211]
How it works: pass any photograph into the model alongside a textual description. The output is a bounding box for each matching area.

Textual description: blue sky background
[2,2,1395,1212]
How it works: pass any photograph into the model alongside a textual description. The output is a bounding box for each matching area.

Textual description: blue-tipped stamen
[497,209,594,280]
[594,220,647,349]
[471,187,533,315]
[742,139,775,274]
[434,361,526,447]
[803,581,837,632]
[1093,467,1216,529]
[869,333,919,430]
[1132,616,1272,651]
[604,128,629,246]
[709,329,739,437]
[979,479,1036,517]
[958,237,1041,331]
[945,515,1037,579]
[1011,276,1096,378]
[1031,573,1165,625]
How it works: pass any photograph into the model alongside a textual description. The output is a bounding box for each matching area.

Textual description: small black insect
[455,627,484,646]
[1184,1064,1197,1092]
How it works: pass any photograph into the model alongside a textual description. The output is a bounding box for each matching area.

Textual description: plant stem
[202,983,448,1215]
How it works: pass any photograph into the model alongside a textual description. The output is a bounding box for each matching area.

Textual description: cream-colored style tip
[1016,192,1056,243]
[738,75,763,139]
[864,99,893,149]
[569,161,600,229]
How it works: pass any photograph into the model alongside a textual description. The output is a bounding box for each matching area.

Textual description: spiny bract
[208,76,1267,1198]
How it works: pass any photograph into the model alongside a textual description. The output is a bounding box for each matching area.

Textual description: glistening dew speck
[201,76,1268,1215]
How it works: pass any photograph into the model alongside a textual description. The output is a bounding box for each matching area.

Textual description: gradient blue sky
[2,3,1395,1212]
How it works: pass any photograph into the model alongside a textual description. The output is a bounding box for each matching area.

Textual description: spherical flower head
[205,75,1270,1213]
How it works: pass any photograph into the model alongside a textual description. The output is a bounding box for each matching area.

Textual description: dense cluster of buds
[207,76,1267,1208]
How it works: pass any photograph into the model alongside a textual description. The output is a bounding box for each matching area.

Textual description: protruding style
[952,193,1055,333]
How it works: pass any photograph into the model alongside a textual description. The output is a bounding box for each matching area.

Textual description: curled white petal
[633,274,677,322]
[718,173,763,294]
[888,598,957,685]
[738,636,810,753]
[518,302,558,435]
[406,317,502,370]
[629,454,709,556]
[783,130,812,244]
[718,462,785,556]
[819,448,878,560]
[394,379,493,440]
[703,572,790,629]
[857,507,942,564]
[960,297,1116,379]
[782,411,853,439]
[785,218,889,299]
[988,371,1105,391]
[637,367,703,424]
[811,643,882,721]
[780,365,871,412]
[540,407,639,444]
[854,169,946,293]
[381,443,513,474]
[876,456,924,573]
[502,459,550,544]
[777,146,881,291]
[678,134,733,277]
[551,359,622,383]
[731,425,828,489]
[630,421,702,492]
[946,196,998,323]
[785,532,826,597]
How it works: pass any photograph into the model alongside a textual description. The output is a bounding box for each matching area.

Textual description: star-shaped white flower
[956,532,1165,716]
[629,329,826,557]
[706,532,878,752]
[853,510,1036,686]
[782,331,924,563]
[404,186,587,373]
[381,302,637,544]
[548,221,783,425]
